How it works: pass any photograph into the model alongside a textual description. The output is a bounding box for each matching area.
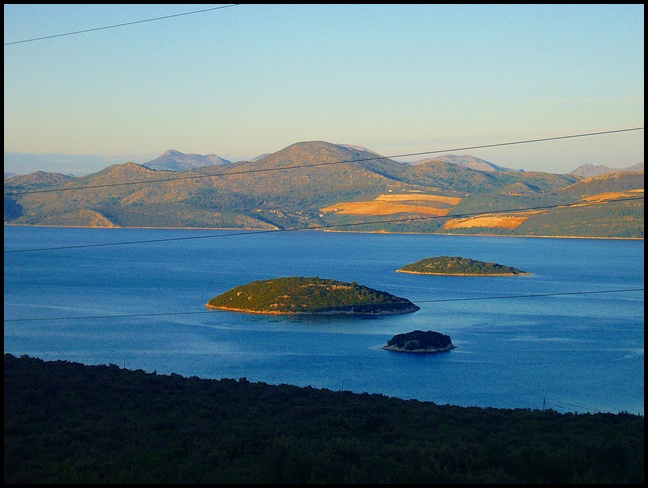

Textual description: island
[397,256,530,276]
[383,330,456,353]
[206,276,420,315]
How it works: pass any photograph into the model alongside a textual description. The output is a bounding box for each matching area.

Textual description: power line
[4,311,213,323]
[4,127,643,196]
[3,128,644,253]
[4,5,240,46]
[3,288,642,323]
[4,195,643,253]
[416,288,644,303]
[545,399,601,413]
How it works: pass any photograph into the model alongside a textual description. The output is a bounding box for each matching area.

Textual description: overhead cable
[3,288,643,323]
[4,195,643,253]
[4,127,643,196]
[4,5,240,46]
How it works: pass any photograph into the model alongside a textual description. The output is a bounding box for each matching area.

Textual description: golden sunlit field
[320,193,461,217]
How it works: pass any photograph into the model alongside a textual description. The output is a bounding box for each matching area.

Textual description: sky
[4,4,644,175]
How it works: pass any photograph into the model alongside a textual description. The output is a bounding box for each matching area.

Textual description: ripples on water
[4,227,644,415]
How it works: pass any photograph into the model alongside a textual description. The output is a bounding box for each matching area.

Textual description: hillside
[411,154,519,172]
[4,141,644,238]
[206,276,420,315]
[4,354,644,484]
[3,170,76,191]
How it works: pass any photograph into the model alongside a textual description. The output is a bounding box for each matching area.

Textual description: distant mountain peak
[261,141,390,168]
[142,150,231,172]
[412,154,519,172]
[570,163,644,177]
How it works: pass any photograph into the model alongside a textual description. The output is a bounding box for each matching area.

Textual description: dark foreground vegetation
[4,354,644,484]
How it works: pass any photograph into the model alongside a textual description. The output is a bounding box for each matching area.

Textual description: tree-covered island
[206,276,420,315]
[383,330,456,353]
[397,256,530,276]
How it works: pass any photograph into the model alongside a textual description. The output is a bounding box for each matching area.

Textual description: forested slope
[4,354,644,484]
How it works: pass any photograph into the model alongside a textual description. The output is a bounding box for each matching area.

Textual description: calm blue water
[4,226,644,415]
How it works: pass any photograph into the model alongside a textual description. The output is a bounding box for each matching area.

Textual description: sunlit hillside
[4,141,644,238]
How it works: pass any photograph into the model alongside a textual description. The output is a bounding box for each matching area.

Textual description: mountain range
[4,141,644,238]
[568,163,644,177]
[4,148,643,178]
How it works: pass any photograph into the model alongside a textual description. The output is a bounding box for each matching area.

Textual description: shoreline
[396,269,532,276]
[204,304,419,315]
[382,344,457,353]
[4,223,643,240]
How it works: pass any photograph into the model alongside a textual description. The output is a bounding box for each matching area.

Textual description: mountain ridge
[5,146,643,177]
[4,140,643,238]
[141,149,231,172]
[569,163,644,177]
[412,154,520,172]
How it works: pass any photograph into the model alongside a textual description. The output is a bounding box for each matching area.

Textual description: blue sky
[4,4,644,174]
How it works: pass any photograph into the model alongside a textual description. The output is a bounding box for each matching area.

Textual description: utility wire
[3,288,643,323]
[4,5,240,46]
[3,195,643,253]
[4,127,643,196]
[3,128,644,253]
[545,400,601,413]
[3,311,214,322]
[4,11,643,373]
[416,288,644,303]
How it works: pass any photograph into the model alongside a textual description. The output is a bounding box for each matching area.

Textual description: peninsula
[383,330,456,353]
[206,276,420,315]
[397,256,530,276]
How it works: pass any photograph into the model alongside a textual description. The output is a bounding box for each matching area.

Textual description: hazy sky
[4,4,644,174]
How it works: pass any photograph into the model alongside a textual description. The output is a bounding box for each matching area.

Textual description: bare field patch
[374,194,463,205]
[322,201,452,216]
[444,215,530,230]
[581,190,644,203]
[320,193,461,216]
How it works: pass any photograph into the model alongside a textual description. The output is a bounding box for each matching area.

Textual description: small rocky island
[397,256,530,276]
[383,330,456,353]
[206,276,420,315]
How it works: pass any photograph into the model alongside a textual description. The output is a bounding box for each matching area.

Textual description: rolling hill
[4,141,644,238]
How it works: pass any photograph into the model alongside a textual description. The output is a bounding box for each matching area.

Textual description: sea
[4,226,644,415]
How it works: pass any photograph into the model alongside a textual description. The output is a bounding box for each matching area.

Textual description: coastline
[382,344,457,353]
[4,223,643,240]
[396,269,532,276]
[205,303,420,315]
